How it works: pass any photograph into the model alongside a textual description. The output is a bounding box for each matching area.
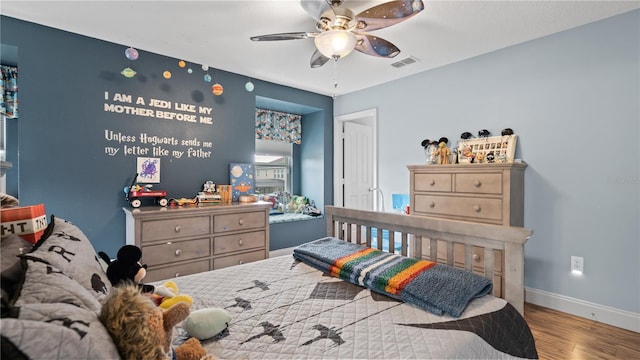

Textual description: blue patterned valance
[255,108,301,144]
[1,66,18,119]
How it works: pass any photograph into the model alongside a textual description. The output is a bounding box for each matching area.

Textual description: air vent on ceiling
[391,56,420,68]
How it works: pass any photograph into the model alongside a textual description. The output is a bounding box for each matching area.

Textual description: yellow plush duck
[154,280,193,309]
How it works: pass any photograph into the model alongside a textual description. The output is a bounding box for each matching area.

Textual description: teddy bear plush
[99,283,207,360]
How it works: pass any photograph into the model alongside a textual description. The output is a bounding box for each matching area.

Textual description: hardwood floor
[524,303,640,360]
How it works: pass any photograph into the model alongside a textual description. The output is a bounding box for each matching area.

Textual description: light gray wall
[335,10,639,314]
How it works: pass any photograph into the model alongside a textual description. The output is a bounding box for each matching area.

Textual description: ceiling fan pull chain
[333,56,339,89]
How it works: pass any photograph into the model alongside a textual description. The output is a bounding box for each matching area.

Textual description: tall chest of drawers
[408,162,526,226]
[123,202,271,282]
[408,163,527,295]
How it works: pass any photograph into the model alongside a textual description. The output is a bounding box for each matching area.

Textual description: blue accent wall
[1,16,333,255]
[270,217,325,250]
[5,118,18,196]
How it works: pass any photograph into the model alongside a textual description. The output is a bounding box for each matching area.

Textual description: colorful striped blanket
[293,237,493,317]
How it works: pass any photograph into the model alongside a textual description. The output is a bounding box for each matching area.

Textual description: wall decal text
[104,91,213,125]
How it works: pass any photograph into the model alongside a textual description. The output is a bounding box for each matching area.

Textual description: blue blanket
[293,237,492,317]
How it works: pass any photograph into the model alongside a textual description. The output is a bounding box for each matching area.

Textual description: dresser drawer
[145,259,210,282]
[408,163,526,226]
[141,216,210,242]
[455,173,502,194]
[413,195,503,222]
[214,230,265,255]
[142,238,210,266]
[414,173,452,192]
[214,211,265,233]
[213,250,265,270]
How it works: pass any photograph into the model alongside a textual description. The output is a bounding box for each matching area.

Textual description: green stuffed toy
[286,196,309,213]
[184,307,232,340]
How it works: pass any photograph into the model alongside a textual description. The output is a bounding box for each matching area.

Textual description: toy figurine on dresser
[196,181,221,204]
[434,137,451,165]
[420,139,439,164]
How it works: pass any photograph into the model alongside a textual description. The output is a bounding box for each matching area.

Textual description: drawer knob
[429,202,435,208]
[174,272,180,277]
[238,259,244,265]
[429,179,436,186]
[238,239,244,246]
[473,180,481,187]
[473,205,481,212]
[238,218,245,226]
[175,249,182,257]
[174,225,181,233]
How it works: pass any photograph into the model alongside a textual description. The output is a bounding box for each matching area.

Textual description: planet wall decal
[212,83,223,96]
[124,47,139,61]
[121,67,136,78]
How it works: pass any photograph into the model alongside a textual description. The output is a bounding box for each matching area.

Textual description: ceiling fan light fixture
[314,30,357,59]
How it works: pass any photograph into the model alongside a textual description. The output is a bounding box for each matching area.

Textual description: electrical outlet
[571,256,584,273]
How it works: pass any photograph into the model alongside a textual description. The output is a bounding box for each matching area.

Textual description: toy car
[124,174,168,208]
[168,197,197,207]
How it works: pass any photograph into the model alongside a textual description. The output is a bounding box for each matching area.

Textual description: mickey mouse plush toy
[99,245,154,293]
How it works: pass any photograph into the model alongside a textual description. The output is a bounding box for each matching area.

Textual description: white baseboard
[525,287,639,333]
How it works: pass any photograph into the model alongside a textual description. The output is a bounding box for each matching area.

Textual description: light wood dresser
[408,162,526,226]
[123,202,271,282]
[407,162,527,295]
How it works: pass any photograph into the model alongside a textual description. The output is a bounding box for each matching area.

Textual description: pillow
[13,258,102,312]
[1,215,125,359]
[0,192,19,208]
[22,215,111,303]
[1,302,121,360]
[1,234,33,307]
[1,234,32,271]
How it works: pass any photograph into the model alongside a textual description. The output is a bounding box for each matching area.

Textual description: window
[255,139,292,195]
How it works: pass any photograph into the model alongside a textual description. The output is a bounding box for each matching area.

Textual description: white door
[334,108,377,211]
[344,121,373,210]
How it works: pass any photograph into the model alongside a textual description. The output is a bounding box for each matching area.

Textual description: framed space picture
[229,163,254,202]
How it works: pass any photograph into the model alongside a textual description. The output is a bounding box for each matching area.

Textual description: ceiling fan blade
[250,32,314,41]
[355,0,425,32]
[310,49,331,68]
[300,0,332,22]
[354,34,401,58]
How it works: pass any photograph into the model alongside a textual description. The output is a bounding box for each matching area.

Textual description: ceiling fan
[250,0,425,68]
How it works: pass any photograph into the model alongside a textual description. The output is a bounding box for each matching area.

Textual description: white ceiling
[1,1,638,97]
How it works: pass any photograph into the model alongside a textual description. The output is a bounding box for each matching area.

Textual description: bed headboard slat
[400,233,409,257]
[464,244,474,272]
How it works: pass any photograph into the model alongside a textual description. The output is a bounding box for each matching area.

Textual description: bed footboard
[324,206,532,315]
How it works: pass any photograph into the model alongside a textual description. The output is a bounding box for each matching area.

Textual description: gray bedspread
[164,255,538,359]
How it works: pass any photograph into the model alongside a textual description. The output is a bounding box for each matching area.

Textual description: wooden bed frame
[324,205,532,315]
